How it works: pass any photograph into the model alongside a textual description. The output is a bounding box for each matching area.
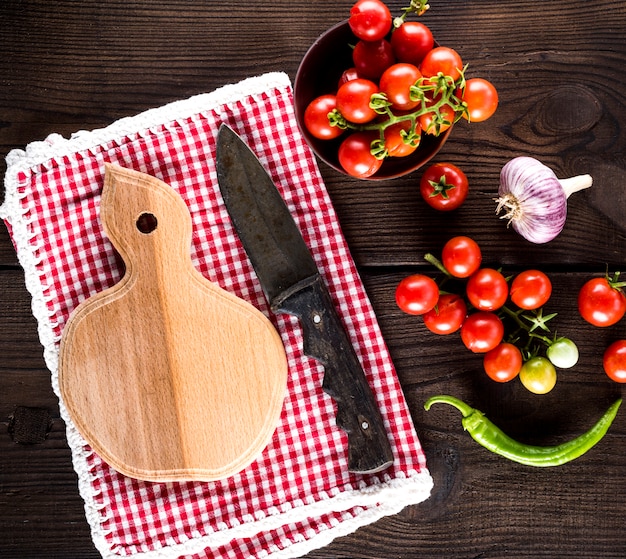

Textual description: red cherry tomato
[483,342,523,382]
[352,38,396,80]
[419,162,469,211]
[419,46,463,82]
[379,63,422,111]
[304,94,344,140]
[349,0,393,42]
[422,293,467,335]
[395,274,439,315]
[460,311,504,353]
[466,268,509,311]
[603,340,626,382]
[338,67,361,88]
[510,269,552,310]
[338,132,383,178]
[461,78,498,122]
[391,21,434,66]
[383,120,420,157]
[336,78,379,124]
[441,236,482,278]
[578,277,626,327]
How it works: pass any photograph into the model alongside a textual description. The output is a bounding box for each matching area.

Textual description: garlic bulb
[495,157,592,244]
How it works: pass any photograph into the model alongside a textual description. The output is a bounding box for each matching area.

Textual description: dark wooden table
[2,1,625,557]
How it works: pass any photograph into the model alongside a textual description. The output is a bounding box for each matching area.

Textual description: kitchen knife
[216,124,394,474]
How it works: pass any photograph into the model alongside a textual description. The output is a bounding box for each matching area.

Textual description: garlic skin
[495,157,592,244]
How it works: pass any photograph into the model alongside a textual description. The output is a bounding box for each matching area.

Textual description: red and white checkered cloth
[1,72,432,558]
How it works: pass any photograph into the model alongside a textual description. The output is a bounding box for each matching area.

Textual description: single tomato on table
[419,162,469,211]
[546,337,579,369]
[466,268,509,311]
[441,236,482,278]
[578,276,626,327]
[422,293,467,334]
[510,269,552,310]
[519,356,557,394]
[395,273,439,315]
[603,340,626,382]
[460,311,504,353]
[483,342,522,382]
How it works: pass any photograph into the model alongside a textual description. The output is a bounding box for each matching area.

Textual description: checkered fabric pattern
[1,73,432,559]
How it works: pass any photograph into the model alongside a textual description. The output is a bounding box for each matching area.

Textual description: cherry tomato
[546,337,579,369]
[422,293,467,335]
[603,340,626,382]
[441,236,482,278]
[352,38,396,80]
[391,21,434,66]
[519,356,557,394]
[419,162,469,211]
[483,342,522,382]
[349,0,392,42]
[336,78,379,124]
[338,67,361,88]
[466,268,509,311]
[395,274,439,315]
[384,120,420,157]
[419,46,463,82]
[460,78,498,122]
[304,94,344,140]
[417,98,456,135]
[578,277,626,327]
[379,63,422,111]
[460,311,504,353]
[338,132,383,178]
[509,269,552,310]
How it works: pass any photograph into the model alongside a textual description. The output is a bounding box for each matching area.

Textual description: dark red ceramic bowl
[294,20,451,181]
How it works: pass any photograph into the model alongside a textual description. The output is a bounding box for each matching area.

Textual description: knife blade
[216,124,394,474]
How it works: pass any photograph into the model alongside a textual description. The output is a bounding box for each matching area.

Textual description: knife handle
[272,275,394,474]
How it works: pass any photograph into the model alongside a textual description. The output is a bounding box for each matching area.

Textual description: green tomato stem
[394,0,430,26]
[607,270,626,290]
[424,252,452,278]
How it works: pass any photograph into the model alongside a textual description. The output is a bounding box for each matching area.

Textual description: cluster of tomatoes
[303,0,498,178]
[578,272,626,382]
[395,236,581,395]
[419,161,468,211]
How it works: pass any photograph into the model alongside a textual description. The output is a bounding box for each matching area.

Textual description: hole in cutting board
[136,212,158,234]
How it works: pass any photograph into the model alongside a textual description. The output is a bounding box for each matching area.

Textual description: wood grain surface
[1,0,626,557]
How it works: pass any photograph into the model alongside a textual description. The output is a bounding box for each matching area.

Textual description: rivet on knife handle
[272,275,394,474]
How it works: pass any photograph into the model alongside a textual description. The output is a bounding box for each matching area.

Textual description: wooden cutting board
[58,164,288,482]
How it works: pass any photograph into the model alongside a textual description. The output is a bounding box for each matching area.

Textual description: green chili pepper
[424,395,621,467]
